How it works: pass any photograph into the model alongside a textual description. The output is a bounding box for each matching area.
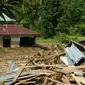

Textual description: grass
[36,37,58,44]
[78,36,85,41]
[0,82,5,85]
[37,35,85,44]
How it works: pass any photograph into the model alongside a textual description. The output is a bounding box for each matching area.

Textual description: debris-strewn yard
[0,43,64,74]
[0,42,85,85]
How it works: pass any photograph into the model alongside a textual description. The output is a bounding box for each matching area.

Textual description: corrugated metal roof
[0,13,16,21]
[0,24,39,36]
[65,43,85,65]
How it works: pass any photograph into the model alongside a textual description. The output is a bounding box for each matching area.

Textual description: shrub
[74,24,85,35]
[54,32,70,43]
[54,32,79,43]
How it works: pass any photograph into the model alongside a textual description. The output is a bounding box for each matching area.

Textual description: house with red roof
[0,24,39,47]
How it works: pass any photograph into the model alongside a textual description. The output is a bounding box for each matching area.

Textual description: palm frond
[0,0,23,20]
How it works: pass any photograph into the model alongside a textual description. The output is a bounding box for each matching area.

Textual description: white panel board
[11,37,20,42]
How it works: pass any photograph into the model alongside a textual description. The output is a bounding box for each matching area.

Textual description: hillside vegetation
[0,0,85,42]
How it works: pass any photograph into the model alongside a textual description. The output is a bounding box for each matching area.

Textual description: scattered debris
[0,42,85,85]
[66,41,85,52]
[61,41,85,66]
[79,40,85,46]
[8,60,18,73]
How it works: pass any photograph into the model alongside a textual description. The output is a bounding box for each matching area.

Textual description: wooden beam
[71,74,82,85]
[47,78,63,84]
[41,77,48,85]
[61,65,85,73]
[13,66,24,82]
[63,75,71,84]
[13,61,29,83]
[25,64,64,69]
[14,75,40,85]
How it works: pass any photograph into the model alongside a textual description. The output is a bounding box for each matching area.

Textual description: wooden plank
[56,52,65,57]
[75,76,85,84]
[26,69,56,75]
[1,69,56,82]
[71,74,82,85]
[0,72,15,76]
[13,61,29,83]
[2,68,55,83]
[25,64,64,69]
[2,69,56,82]
[61,77,67,84]
[0,74,35,82]
[63,75,71,84]
[14,75,40,85]
[13,66,24,82]
[47,78,63,84]
[48,82,53,85]
[41,77,48,85]
[61,65,85,73]
[24,81,36,84]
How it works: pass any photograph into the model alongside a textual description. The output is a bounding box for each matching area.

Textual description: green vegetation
[0,0,85,43]
[0,0,23,20]
[0,82,5,85]
[37,33,82,44]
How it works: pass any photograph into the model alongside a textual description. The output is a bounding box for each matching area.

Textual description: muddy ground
[0,43,64,74]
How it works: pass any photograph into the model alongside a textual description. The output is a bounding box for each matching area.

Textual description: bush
[54,32,79,43]
[69,27,77,35]
[54,32,70,43]
[74,24,85,36]
[57,23,69,34]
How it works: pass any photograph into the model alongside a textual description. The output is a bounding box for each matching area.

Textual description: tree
[56,0,85,35]
[16,0,40,29]
[39,0,61,38]
[0,0,23,20]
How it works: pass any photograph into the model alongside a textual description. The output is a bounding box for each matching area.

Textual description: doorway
[20,37,35,47]
[3,36,11,47]
[20,37,30,47]
[30,37,35,46]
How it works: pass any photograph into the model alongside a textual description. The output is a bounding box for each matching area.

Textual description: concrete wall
[0,37,3,47]
[0,36,20,48]
[11,37,20,48]
[0,35,36,48]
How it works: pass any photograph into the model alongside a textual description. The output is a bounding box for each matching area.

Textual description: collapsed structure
[0,24,39,47]
[61,41,85,66]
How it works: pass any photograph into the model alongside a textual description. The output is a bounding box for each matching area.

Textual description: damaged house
[0,24,39,47]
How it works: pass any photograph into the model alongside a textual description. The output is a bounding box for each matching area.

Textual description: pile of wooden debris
[0,42,85,85]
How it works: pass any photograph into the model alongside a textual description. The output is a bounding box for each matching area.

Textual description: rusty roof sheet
[0,24,39,36]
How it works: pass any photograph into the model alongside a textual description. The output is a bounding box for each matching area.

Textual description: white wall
[11,36,20,47]
[11,37,20,42]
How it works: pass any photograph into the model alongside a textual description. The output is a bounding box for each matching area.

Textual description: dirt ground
[0,43,64,74]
